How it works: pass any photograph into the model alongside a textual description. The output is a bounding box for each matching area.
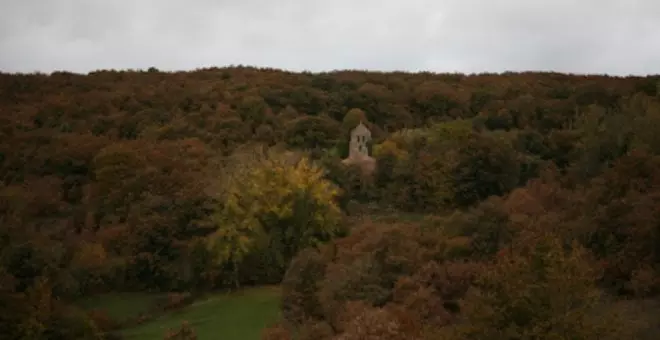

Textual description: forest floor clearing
[82,286,281,340]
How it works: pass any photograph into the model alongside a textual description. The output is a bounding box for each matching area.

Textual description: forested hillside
[1,67,660,339]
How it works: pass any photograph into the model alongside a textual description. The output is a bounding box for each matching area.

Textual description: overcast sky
[1,0,659,75]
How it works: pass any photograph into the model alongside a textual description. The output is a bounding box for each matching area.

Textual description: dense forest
[1,67,660,339]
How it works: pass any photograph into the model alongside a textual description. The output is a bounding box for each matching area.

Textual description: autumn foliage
[206,146,345,286]
[1,67,660,338]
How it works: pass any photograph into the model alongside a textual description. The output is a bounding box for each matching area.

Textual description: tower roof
[351,121,371,136]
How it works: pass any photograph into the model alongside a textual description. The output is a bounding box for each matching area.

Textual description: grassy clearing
[119,286,281,340]
[79,292,164,322]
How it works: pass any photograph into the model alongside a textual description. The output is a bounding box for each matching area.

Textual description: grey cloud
[0,0,659,75]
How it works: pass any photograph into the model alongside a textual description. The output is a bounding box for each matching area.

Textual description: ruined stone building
[342,121,376,174]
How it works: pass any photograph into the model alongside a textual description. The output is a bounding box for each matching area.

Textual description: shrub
[48,305,104,340]
[261,323,293,340]
[334,301,420,340]
[627,266,660,298]
[296,321,334,340]
[281,248,327,327]
[164,321,197,340]
[161,292,194,312]
[87,309,117,332]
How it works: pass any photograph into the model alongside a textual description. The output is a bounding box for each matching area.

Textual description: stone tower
[342,121,376,174]
[348,121,372,159]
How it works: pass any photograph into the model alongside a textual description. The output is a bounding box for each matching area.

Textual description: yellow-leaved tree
[207,145,344,286]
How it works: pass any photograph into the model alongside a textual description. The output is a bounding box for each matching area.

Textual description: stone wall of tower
[342,122,376,175]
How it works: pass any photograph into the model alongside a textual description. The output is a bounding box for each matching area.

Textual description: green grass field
[116,286,281,340]
[79,292,165,322]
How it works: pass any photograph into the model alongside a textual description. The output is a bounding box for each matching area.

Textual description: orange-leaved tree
[447,231,638,340]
